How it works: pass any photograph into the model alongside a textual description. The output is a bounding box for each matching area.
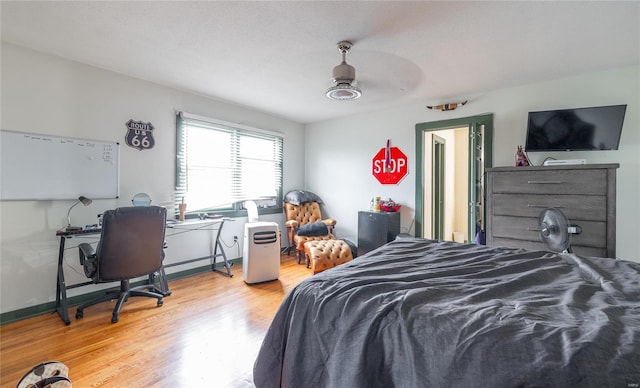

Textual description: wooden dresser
[486,164,618,258]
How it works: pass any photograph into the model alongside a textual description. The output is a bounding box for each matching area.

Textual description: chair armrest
[322,219,337,227]
[78,242,99,279]
[283,222,298,248]
[284,220,299,229]
[78,243,95,266]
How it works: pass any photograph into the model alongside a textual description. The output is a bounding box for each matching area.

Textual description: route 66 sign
[125,119,155,150]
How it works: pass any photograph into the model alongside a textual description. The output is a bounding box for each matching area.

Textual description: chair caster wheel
[75,310,83,319]
[111,315,119,323]
[157,299,163,307]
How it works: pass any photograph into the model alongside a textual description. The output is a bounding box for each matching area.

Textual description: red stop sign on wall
[372,146,408,184]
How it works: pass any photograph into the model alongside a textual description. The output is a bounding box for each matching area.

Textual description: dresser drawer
[492,193,607,221]
[491,169,607,195]
[491,238,607,258]
[491,215,607,248]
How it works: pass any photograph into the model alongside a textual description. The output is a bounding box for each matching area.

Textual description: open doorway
[414,114,493,242]
[428,129,468,242]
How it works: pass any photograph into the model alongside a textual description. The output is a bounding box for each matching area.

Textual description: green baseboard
[0,257,242,325]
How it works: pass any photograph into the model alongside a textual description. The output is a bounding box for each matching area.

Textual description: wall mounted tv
[525,104,626,152]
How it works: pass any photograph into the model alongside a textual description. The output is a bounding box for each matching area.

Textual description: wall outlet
[233,235,238,242]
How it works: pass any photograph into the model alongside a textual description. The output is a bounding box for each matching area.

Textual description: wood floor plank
[1,255,310,387]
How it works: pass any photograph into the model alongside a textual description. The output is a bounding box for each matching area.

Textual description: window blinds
[175,112,283,215]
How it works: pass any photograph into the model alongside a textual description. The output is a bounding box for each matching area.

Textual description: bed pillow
[284,190,323,206]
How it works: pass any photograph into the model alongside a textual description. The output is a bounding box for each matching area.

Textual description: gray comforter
[254,238,640,387]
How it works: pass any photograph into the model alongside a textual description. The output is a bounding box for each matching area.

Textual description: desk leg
[55,236,71,325]
[212,220,233,277]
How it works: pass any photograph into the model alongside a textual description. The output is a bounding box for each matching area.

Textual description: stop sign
[372,146,408,184]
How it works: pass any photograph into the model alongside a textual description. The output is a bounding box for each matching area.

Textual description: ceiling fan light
[332,62,356,84]
[326,84,362,100]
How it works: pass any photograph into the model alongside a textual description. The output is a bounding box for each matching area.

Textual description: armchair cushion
[295,233,335,252]
[304,239,353,274]
[296,222,329,237]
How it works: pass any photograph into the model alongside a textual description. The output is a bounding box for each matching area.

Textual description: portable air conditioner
[243,221,280,284]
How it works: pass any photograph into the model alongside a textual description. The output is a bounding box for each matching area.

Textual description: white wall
[306,66,639,262]
[0,43,305,314]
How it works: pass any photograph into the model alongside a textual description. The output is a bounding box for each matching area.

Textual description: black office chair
[76,206,167,323]
[130,192,171,296]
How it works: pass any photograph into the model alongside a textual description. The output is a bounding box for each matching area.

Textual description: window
[175,112,283,215]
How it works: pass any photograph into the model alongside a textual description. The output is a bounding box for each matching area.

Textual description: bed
[254,237,640,387]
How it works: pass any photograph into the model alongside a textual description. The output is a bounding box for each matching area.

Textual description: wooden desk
[54,218,233,325]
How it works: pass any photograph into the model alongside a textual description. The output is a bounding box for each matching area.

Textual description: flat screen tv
[525,104,626,152]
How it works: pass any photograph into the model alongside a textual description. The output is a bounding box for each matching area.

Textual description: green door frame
[414,114,493,239]
[432,135,446,240]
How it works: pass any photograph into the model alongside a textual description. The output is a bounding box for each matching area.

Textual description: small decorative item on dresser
[371,196,382,212]
[515,145,530,167]
[380,198,401,212]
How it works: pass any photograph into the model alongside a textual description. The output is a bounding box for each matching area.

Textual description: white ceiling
[2,1,638,124]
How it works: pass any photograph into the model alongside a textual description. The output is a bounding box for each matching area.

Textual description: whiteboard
[1,130,119,200]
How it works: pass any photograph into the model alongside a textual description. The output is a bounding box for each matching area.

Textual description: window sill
[181,207,283,220]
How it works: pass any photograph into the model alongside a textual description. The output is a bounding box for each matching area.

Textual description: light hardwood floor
[1,254,311,387]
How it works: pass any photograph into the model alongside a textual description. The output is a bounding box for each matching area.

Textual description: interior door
[468,119,492,245]
[432,135,445,240]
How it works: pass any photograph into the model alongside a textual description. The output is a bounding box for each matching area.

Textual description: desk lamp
[67,196,92,231]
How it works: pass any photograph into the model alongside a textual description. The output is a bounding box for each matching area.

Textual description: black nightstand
[357,211,400,256]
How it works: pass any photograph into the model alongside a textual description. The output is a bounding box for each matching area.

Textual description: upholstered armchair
[283,190,336,263]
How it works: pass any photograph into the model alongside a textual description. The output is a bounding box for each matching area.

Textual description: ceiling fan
[326,41,362,101]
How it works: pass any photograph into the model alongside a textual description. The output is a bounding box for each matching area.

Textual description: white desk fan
[538,208,582,253]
